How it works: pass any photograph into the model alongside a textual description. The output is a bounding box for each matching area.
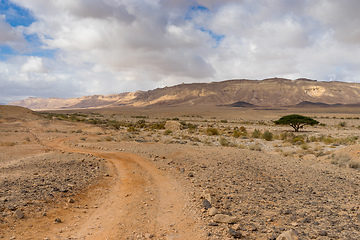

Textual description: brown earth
[1,105,360,239]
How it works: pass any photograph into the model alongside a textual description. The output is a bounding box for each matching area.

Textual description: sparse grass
[249,144,261,151]
[338,122,346,127]
[164,130,172,135]
[0,142,16,146]
[331,153,351,168]
[206,127,219,136]
[261,130,273,141]
[219,137,229,146]
[252,129,261,138]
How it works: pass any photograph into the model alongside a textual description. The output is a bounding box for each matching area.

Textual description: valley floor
[1,106,360,239]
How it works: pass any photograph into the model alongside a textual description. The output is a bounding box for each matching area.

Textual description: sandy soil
[1,105,360,239]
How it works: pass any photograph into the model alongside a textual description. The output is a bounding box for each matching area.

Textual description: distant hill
[225,101,257,108]
[0,105,40,120]
[8,78,360,110]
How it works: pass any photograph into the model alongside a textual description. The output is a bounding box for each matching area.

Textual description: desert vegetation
[2,105,360,239]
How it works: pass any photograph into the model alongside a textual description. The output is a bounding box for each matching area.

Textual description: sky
[1,0,360,104]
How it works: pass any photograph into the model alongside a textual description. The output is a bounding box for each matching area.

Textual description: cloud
[20,56,47,73]
[1,0,360,103]
[0,15,26,50]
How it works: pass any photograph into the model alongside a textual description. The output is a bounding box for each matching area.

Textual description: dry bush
[348,161,360,169]
[206,127,219,136]
[0,142,16,146]
[331,153,351,168]
[261,130,273,141]
[249,144,261,151]
[252,129,261,138]
[219,137,229,146]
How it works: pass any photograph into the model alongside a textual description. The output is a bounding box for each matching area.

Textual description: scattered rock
[229,228,243,238]
[213,214,239,224]
[144,233,154,239]
[209,222,218,226]
[203,199,212,209]
[14,209,24,219]
[276,229,299,240]
[208,207,218,216]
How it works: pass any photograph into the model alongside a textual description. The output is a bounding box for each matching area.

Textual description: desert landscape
[1,94,360,239]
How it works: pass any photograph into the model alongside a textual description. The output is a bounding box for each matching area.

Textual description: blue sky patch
[0,0,35,27]
[200,28,225,47]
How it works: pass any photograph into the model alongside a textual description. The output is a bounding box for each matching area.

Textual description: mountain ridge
[8,78,360,110]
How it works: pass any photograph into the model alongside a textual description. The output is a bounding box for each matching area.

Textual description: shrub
[348,161,360,169]
[252,129,261,138]
[249,144,261,151]
[164,130,172,135]
[300,143,310,150]
[0,142,15,146]
[262,130,273,141]
[331,153,351,167]
[206,127,219,136]
[219,137,229,146]
[292,137,304,145]
[339,122,346,127]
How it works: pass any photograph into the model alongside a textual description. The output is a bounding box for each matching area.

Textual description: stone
[208,207,218,216]
[164,121,182,132]
[276,229,299,240]
[67,198,75,203]
[144,233,154,239]
[54,218,62,223]
[209,222,218,226]
[229,228,243,238]
[318,230,328,236]
[203,199,212,209]
[213,214,239,224]
[14,209,24,219]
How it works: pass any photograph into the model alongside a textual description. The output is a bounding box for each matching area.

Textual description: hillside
[8,78,360,110]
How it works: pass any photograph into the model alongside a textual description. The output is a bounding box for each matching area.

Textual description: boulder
[276,229,299,240]
[165,121,182,132]
[213,214,239,224]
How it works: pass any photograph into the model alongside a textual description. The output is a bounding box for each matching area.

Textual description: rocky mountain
[8,78,360,110]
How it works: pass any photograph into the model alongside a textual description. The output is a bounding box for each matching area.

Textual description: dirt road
[12,137,204,239]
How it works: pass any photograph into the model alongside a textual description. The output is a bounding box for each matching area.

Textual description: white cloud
[20,56,48,73]
[1,0,360,103]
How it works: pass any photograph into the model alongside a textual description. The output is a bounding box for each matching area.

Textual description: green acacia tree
[274,114,319,132]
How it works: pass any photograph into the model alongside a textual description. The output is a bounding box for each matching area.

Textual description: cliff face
[8,78,360,110]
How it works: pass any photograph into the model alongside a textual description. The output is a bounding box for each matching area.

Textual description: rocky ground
[1,105,360,239]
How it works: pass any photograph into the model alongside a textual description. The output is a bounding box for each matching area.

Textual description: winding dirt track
[29,138,204,239]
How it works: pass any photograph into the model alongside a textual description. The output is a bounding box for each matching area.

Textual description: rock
[54,218,62,223]
[203,199,212,209]
[144,233,154,239]
[208,207,218,216]
[229,228,243,238]
[67,198,75,203]
[15,209,24,219]
[276,229,299,240]
[318,230,328,236]
[202,190,212,204]
[164,121,182,132]
[213,214,239,224]
[209,222,218,226]
[188,172,194,177]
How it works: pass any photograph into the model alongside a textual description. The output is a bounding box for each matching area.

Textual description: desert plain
[1,105,360,239]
